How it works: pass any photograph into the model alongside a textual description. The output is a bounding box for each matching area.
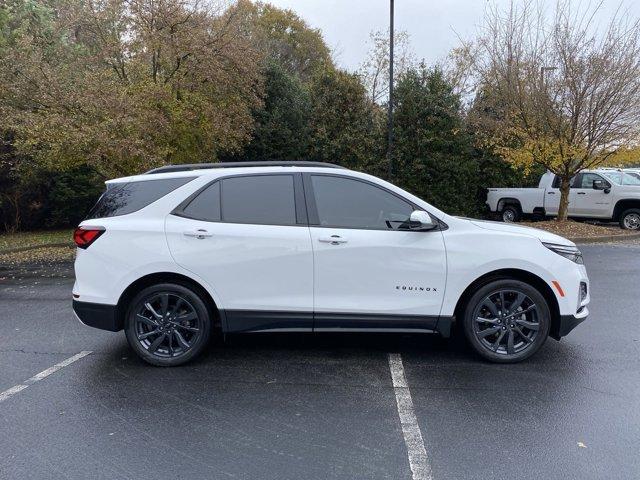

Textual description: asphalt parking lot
[1,242,639,480]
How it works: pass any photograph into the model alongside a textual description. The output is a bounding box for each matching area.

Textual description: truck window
[551,175,578,188]
[578,173,608,189]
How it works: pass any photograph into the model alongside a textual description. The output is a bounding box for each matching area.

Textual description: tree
[232,0,333,83]
[307,69,384,170]
[393,66,479,216]
[0,0,263,178]
[229,61,312,161]
[468,1,640,221]
[359,29,415,103]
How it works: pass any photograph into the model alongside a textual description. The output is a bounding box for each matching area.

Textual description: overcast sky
[264,0,640,72]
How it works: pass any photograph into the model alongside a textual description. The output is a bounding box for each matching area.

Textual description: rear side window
[182,181,221,221]
[87,177,195,219]
[221,175,296,225]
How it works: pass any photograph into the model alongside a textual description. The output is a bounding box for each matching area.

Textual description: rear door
[165,173,314,332]
[304,173,447,330]
[543,175,562,215]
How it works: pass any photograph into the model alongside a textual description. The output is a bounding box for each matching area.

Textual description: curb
[0,242,73,255]
[570,232,640,244]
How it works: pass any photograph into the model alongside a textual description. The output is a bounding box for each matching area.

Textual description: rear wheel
[501,205,521,223]
[124,283,212,366]
[619,208,640,230]
[462,279,550,363]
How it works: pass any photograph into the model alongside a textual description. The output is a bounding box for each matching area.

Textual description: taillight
[73,226,105,249]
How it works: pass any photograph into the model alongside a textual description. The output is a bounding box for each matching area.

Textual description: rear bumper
[72,300,121,332]
[551,307,588,340]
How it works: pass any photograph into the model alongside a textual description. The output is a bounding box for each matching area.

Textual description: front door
[165,173,314,332]
[304,174,447,330]
[571,172,613,218]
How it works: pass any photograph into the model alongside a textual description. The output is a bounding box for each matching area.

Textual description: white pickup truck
[486,170,640,230]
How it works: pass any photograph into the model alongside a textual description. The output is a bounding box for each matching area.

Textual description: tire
[501,205,521,223]
[462,279,551,363]
[619,208,640,230]
[124,283,212,366]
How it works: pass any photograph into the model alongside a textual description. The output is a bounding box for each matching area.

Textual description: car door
[545,175,584,216]
[304,173,447,331]
[571,173,612,217]
[165,173,314,332]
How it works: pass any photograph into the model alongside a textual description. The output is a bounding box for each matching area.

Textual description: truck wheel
[619,209,640,230]
[124,283,212,366]
[462,279,550,363]
[501,206,521,223]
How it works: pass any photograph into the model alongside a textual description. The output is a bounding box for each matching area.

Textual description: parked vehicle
[73,162,590,366]
[487,169,640,229]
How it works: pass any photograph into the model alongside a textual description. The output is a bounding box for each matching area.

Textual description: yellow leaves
[603,146,640,167]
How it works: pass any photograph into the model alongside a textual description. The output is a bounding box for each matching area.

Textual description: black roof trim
[145,161,346,174]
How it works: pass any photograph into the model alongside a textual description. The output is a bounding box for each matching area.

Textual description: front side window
[310,175,414,230]
[221,175,296,225]
[579,173,608,189]
[88,177,195,219]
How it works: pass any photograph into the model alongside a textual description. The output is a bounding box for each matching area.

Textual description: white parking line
[0,351,92,403]
[388,353,432,480]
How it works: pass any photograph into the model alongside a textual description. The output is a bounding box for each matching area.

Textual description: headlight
[542,242,584,264]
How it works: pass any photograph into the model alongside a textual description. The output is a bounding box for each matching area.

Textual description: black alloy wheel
[125,283,212,366]
[463,279,550,363]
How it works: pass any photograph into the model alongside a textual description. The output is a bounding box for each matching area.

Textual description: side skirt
[222,310,453,338]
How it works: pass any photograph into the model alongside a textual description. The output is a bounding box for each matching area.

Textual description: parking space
[1,243,640,479]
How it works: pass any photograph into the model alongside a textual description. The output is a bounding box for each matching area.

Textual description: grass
[0,229,73,252]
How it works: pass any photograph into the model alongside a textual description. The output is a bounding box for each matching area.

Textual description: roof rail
[145,161,346,174]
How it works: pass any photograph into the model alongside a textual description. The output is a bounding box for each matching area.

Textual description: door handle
[183,229,213,239]
[577,192,586,195]
[318,235,348,245]
[547,191,555,194]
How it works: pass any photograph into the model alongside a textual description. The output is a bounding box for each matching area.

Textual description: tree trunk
[556,175,571,222]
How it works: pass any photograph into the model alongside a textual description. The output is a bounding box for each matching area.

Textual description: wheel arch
[497,198,522,212]
[116,272,222,331]
[613,199,640,221]
[453,268,561,339]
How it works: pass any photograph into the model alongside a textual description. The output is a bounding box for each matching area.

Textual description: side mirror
[409,210,436,231]
[593,179,611,193]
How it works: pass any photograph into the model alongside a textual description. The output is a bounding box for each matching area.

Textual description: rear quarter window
[87,177,195,219]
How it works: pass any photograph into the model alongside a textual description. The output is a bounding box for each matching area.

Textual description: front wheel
[124,283,212,366]
[619,208,640,230]
[462,279,550,363]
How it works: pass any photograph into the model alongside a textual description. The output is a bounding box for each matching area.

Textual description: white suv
[72,162,590,366]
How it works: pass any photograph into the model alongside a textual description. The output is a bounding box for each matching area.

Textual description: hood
[467,219,575,246]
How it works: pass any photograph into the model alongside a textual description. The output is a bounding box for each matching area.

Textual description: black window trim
[171,172,307,227]
[302,172,446,232]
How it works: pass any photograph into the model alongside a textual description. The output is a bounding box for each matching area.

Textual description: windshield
[601,171,640,186]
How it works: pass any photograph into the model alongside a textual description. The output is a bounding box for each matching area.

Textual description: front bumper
[72,300,121,332]
[551,306,588,340]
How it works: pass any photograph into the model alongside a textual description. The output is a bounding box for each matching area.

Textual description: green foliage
[392,66,479,215]
[232,62,312,161]
[45,164,104,227]
[0,0,537,232]
[235,0,333,82]
[307,69,384,170]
